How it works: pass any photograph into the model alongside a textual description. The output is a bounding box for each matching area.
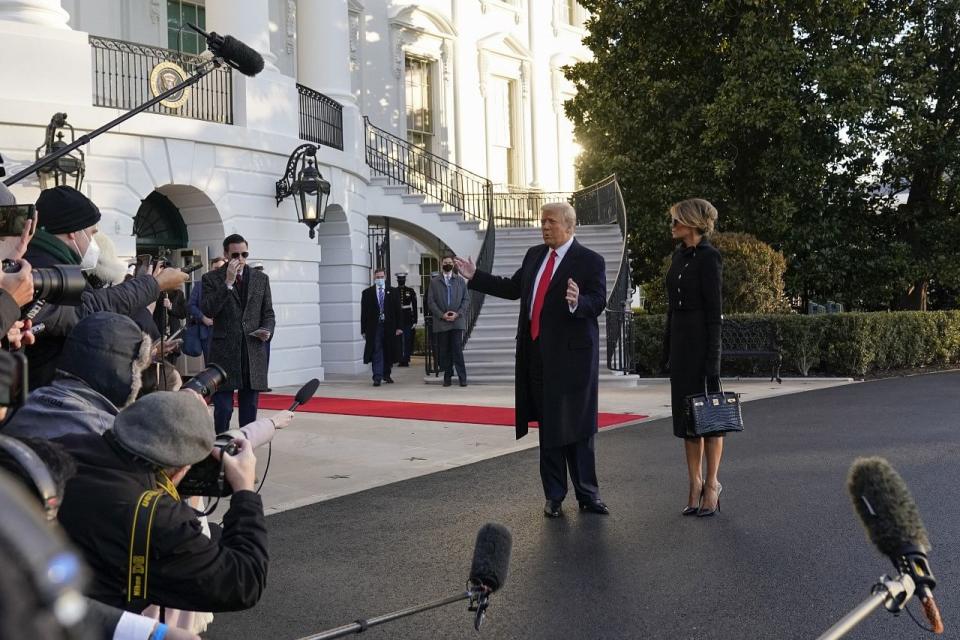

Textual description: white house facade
[0,0,598,385]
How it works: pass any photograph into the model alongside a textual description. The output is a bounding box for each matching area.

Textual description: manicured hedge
[634,311,960,378]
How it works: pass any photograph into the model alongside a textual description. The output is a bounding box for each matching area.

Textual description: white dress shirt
[529,235,577,318]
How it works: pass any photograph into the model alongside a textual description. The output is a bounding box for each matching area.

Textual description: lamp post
[276,143,331,239]
[35,113,85,190]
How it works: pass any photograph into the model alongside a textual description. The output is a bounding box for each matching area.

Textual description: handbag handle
[703,376,724,396]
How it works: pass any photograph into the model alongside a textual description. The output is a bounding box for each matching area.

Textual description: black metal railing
[487,191,575,228]
[89,35,232,124]
[364,117,493,224]
[297,83,343,150]
[597,175,634,372]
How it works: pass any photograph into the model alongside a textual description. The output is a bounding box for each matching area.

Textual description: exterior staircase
[460,224,639,386]
[366,174,485,260]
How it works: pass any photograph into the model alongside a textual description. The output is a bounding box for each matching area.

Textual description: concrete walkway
[233,361,854,515]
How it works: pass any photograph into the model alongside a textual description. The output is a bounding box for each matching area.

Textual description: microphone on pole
[467,523,512,630]
[296,523,513,640]
[186,23,265,77]
[848,457,943,634]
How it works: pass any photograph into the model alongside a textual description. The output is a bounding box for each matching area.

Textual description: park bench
[722,318,782,383]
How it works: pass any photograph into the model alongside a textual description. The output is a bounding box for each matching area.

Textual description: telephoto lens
[1,260,85,306]
[182,363,227,400]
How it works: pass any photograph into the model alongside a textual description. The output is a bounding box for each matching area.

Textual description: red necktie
[530,250,557,340]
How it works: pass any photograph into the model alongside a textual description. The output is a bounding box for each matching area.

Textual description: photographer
[2,312,152,439]
[0,182,36,333]
[55,391,269,613]
[24,186,189,389]
[0,438,199,640]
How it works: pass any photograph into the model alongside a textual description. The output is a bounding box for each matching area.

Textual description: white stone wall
[0,0,591,382]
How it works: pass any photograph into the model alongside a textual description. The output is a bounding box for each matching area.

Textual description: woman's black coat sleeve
[701,249,723,376]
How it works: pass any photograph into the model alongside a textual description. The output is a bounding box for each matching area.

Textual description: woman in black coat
[660,198,725,517]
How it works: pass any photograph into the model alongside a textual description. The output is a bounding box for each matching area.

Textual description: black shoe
[682,484,704,516]
[459,380,467,387]
[384,376,394,384]
[578,499,610,515]
[697,483,722,517]
[443,377,452,387]
[264,388,273,393]
[373,379,381,387]
[543,500,562,518]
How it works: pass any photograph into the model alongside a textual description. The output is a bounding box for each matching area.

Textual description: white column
[296,0,354,106]
[205,0,278,73]
[0,0,69,28]
[204,0,298,138]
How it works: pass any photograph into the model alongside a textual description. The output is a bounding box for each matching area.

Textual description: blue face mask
[374,278,385,288]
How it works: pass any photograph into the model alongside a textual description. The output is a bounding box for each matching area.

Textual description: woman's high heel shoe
[681,485,704,516]
[697,483,722,517]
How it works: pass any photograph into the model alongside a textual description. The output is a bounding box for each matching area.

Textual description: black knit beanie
[35,186,101,234]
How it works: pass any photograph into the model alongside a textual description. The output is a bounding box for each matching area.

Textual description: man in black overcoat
[361,268,402,386]
[456,202,609,517]
[201,234,275,433]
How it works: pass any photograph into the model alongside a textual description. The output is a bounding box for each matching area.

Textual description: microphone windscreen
[468,523,512,593]
[217,35,265,77]
[847,457,929,557]
[294,378,320,406]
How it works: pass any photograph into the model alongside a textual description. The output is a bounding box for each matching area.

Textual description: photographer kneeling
[55,391,268,613]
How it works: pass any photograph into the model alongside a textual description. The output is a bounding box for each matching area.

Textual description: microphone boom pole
[296,589,490,640]
[3,58,221,187]
[816,574,915,640]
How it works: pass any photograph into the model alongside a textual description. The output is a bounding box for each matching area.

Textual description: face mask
[375,278,385,287]
[442,264,453,273]
[75,230,100,271]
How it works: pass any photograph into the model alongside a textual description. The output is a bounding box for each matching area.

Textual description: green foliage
[568,0,960,311]
[640,232,789,314]
[633,311,960,377]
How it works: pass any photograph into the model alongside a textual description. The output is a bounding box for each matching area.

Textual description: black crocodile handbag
[686,379,744,436]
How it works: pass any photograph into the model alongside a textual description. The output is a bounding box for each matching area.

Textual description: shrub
[639,232,790,315]
[633,311,960,377]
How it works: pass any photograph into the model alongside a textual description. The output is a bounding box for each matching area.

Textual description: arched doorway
[133,191,195,265]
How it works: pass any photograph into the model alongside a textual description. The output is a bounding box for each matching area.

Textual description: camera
[181,363,227,400]
[1,259,86,307]
[178,433,241,497]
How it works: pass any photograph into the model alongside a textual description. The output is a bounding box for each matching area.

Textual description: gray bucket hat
[112,391,215,468]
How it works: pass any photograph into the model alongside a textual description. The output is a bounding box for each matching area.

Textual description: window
[420,255,439,299]
[405,56,434,153]
[563,0,587,28]
[488,76,520,189]
[167,1,206,55]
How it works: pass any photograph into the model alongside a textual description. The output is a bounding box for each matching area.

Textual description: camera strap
[126,489,163,607]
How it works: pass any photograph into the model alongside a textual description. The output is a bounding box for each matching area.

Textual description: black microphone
[468,523,512,594]
[289,378,320,412]
[848,457,944,633]
[186,23,265,77]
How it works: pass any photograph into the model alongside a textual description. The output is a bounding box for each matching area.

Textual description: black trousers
[435,329,466,381]
[529,338,600,503]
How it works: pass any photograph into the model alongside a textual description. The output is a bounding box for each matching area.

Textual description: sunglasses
[671,218,684,227]
[230,252,249,259]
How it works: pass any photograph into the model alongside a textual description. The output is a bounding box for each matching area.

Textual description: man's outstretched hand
[454,256,475,280]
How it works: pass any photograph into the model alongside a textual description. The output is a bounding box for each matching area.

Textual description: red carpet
[257,394,646,428]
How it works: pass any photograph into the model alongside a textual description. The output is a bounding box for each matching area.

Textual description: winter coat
[360,285,401,364]
[1,375,120,439]
[23,229,160,389]
[200,266,275,391]
[468,238,606,447]
[427,274,470,333]
[661,237,723,438]
[55,431,269,612]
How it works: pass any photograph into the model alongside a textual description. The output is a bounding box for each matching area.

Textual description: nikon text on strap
[127,489,163,607]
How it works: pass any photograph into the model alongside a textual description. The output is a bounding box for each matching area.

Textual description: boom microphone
[468,523,512,594]
[186,23,265,77]
[848,457,944,634]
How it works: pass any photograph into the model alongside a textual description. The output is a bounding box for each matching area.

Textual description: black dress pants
[435,329,466,381]
[528,338,600,503]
